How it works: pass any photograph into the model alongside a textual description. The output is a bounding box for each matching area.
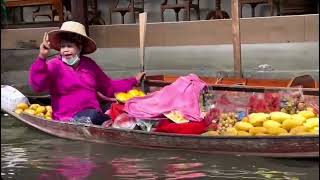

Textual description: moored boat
[2,107,319,158]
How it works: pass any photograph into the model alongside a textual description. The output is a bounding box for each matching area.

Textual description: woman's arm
[29,57,50,92]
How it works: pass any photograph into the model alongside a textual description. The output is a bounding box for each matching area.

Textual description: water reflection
[1,115,319,180]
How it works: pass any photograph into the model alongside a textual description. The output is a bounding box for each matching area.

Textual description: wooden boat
[146,74,319,89]
[2,107,319,158]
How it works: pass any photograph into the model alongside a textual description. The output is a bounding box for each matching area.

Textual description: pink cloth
[124,74,207,121]
[29,55,137,121]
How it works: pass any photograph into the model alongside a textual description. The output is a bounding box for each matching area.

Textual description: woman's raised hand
[38,32,51,59]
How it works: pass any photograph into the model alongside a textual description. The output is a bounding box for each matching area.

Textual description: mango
[303,118,319,129]
[249,113,269,126]
[249,127,267,135]
[278,132,291,136]
[298,110,315,119]
[255,133,269,136]
[290,126,308,135]
[24,109,35,115]
[36,113,44,117]
[45,106,52,112]
[234,122,253,131]
[138,91,145,96]
[281,118,303,131]
[221,127,238,136]
[267,127,288,135]
[237,131,251,136]
[308,127,319,134]
[35,106,46,114]
[270,112,291,123]
[16,103,29,110]
[296,132,317,136]
[45,116,52,120]
[128,89,141,97]
[241,117,250,122]
[202,131,219,136]
[263,120,281,129]
[291,114,306,123]
[29,104,40,110]
[15,108,24,115]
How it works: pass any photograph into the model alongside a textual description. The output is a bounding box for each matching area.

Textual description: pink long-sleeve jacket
[29,55,137,121]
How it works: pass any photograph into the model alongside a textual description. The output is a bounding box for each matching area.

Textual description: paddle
[139,12,147,92]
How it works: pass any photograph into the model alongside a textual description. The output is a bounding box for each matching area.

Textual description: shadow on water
[1,114,319,180]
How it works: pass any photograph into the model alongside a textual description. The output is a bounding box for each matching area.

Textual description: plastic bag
[71,116,93,125]
[1,85,29,111]
[112,113,137,129]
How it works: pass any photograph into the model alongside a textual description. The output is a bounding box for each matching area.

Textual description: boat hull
[3,109,319,158]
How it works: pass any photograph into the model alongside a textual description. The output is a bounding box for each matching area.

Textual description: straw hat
[48,21,97,54]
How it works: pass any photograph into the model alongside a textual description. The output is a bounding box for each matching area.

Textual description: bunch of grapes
[280,91,306,114]
[217,112,238,133]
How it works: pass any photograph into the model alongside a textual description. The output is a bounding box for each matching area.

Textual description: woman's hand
[38,32,51,59]
[135,72,146,83]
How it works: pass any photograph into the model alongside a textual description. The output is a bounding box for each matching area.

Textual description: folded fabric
[124,74,207,121]
[109,103,125,121]
[155,119,208,134]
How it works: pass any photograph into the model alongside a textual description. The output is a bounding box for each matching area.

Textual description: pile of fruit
[115,89,145,103]
[216,112,238,134]
[15,103,53,120]
[202,108,318,136]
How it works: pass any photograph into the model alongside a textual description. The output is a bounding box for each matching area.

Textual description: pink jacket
[124,74,207,121]
[29,55,137,121]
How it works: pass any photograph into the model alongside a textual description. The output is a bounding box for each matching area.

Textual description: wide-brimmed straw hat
[48,21,97,54]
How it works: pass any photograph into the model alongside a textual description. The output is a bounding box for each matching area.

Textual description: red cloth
[155,119,208,135]
[109,103,125,121]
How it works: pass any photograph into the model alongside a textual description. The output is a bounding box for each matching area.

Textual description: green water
[1,114,319,180]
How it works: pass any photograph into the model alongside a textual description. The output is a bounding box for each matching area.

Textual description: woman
[29,21,145,125]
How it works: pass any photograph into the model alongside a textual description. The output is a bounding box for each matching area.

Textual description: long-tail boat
[2,83,319,158]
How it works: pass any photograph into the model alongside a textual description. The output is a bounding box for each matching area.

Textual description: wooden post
[231,0,242,78]
[71,0,89,35]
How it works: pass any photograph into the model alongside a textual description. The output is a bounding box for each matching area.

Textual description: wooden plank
[71,0,88,34]
[231,0,242,78]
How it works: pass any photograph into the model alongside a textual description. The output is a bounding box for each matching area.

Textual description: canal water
[1,114,319,180]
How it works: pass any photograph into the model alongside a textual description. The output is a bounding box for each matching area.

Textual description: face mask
[62,54,80,66]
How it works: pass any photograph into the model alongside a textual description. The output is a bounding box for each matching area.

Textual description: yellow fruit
[267,127,288,135]
[255,133,269,136]
[45,116,52,120]
[298,110,315,119]
[249,113,269,126]
[281,118,303,131]
[29,104,40,110]
[36,113,44,117]
[15,108,23,115]
[270,112,291,123]
[234,122,253,132]
[290,126,308,135]
[237,131,251,136]
[115,93,129,102]
[308,127,319,134]
[263,120,281,129]
[24,109,35,115]
[278,132,291,136]
[128,89,141,97]
[45,106,52,112]
[303,118,319,129]
[16,103,29,110]
[138,91,145,96]
[35,106,46,114]
[249,127,267,135]
[221,127,238,136]
[45,111,52,117]
[296,132,317,136]
[241,117,249,122]
[291,114,306,123]
[202,131,220,136]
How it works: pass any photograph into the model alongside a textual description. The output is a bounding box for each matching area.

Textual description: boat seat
[288,75,316,88]
[109,0,144,24]
[160,0,200,22]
